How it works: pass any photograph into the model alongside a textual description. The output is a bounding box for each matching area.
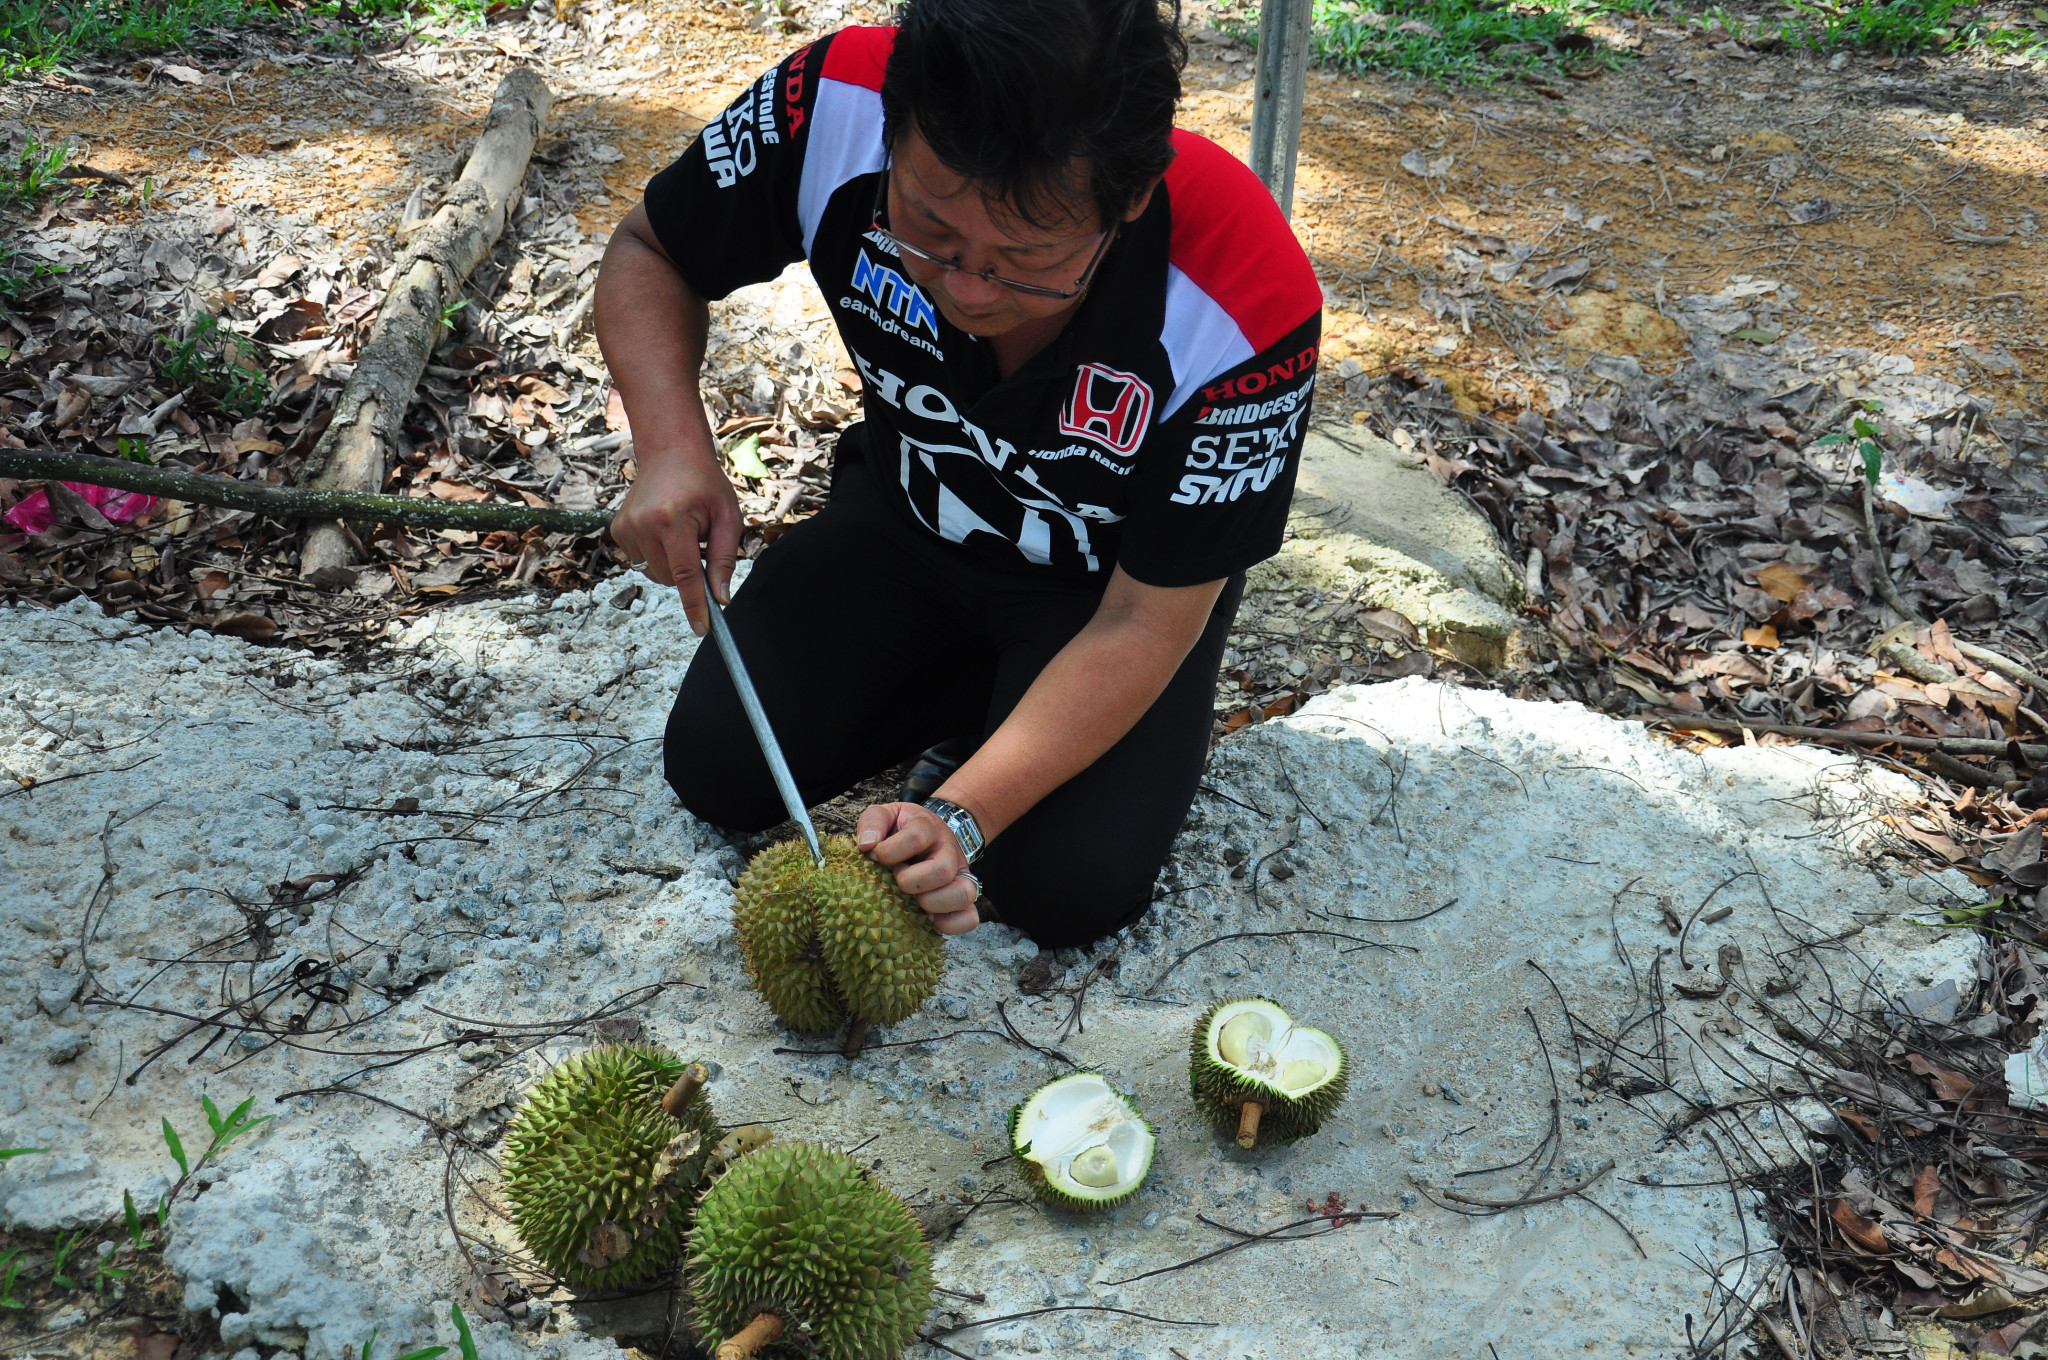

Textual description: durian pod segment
[1008,1072,1155,1213]
[689,1141,933,1360]
[732,838,847,1035]
[501,1043,723,1288]
[732,833,945,1034]
[1190,997,1349,1147]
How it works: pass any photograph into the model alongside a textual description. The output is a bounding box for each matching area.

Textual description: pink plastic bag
[2,482,158,534]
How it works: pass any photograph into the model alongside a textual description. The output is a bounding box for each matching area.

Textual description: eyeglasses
[868,169,1116,301]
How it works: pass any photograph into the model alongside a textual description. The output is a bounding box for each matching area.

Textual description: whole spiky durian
[501,1043,721,1287]
[1008,1072,1155,1213]
[688,1141,933,1360]
[1190,997,1348,1148]
[732,834,944,1034]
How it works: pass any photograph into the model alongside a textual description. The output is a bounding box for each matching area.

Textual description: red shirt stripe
[820,24,893,90]
[1163,130,1321,354]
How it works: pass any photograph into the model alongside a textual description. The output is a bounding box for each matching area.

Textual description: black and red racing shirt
[642,26,1323,587]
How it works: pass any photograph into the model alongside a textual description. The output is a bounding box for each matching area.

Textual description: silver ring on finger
[959,871,982,902]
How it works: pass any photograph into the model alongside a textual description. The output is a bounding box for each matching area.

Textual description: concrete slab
[1286,425,1525,668]
[0,587,1983,1360]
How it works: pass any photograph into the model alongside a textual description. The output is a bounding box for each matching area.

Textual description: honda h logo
[851,249,939,340]
[1057,363,1153,457]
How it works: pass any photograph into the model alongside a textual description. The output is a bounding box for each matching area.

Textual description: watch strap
[922,797,986,864]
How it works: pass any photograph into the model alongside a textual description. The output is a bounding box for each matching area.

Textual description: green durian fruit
[733,834,944,1034]
[1008,1072,1155,1213]
[688,1141,933,1360]
[501,1043,721,1288]
[1191,997,1348,1148]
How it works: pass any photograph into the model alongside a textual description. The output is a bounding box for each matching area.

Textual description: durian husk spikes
[732,833,945,1035]
[716,1313,785,1360]
[688,1141,933,1360]
[501,1043,723,1288]
[1190,997,1349,1148]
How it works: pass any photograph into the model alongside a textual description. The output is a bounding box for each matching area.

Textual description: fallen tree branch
[1956,641,2048,702]
[1646,713,2048,764]
[299,67,553,582]
[0,449,610,534]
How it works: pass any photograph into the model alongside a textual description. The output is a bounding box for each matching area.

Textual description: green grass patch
[0,0,491,78]
[158,313,270,417]
[1214,0,1636,86]
[0,134,69,209]
[1212,0,2041,86]
[1769,0,2045,55]
[0,246,70,306]
[0,0,269,75]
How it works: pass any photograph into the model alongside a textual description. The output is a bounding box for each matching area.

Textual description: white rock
[0,594,1980,1359]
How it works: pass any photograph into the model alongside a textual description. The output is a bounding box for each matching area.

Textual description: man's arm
[595,202,742,637]
[856,568,1225,932]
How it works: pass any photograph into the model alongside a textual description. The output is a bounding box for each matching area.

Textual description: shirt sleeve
[640,37,827,301]
[1113,312,1323,587]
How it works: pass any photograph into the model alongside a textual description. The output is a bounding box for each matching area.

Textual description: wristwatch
[922,797,986,865]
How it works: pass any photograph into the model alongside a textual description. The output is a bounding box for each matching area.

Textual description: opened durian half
[501,1043,722,1288]
[1191,997,1348,1148]
[1009,1072,1155,1213]
[733,834,945,1035]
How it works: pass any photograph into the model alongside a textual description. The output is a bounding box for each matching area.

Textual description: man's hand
[856,801,981,935]
[609,451,741,636]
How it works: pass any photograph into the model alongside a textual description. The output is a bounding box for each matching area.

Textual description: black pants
[665,445,1240,949]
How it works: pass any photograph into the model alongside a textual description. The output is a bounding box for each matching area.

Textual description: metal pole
[1247,0,1313,220]
[702,587,826,868]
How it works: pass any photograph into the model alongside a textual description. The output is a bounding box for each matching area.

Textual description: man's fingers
[926,904,980,936]
[704,503,741,608]
[873,817,943,870]
[896,854,966,897]
[915,875,980,933]
[854,804,899,851]
[662,520,709,636]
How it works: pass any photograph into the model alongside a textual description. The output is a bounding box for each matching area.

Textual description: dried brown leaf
[1756,561,1809,602]
[1904,1055,1980,1104]
[209,611,276,642]
[1357,608,1421,646]
[1833,1199,1891,1253]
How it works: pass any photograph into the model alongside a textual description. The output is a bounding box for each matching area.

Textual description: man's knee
[664,703,781,832]
[982,852,1159,950]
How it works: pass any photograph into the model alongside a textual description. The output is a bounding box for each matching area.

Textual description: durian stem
[1236,1100,1264,1150]
[716,1312,784,1360]
[661,1062,710,1118]
[842,1018,870,1059]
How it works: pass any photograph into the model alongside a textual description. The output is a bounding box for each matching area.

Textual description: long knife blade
[702,590,824,868]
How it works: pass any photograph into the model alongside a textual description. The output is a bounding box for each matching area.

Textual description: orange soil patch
[18,0,2045,424]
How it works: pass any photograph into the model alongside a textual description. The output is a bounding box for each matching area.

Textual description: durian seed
[1218,1011,1272,1067]
[1280,1058,1327,1092]
[1070,1145,1120,1188]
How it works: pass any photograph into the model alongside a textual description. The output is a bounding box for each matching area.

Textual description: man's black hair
[879,0,1187,232]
